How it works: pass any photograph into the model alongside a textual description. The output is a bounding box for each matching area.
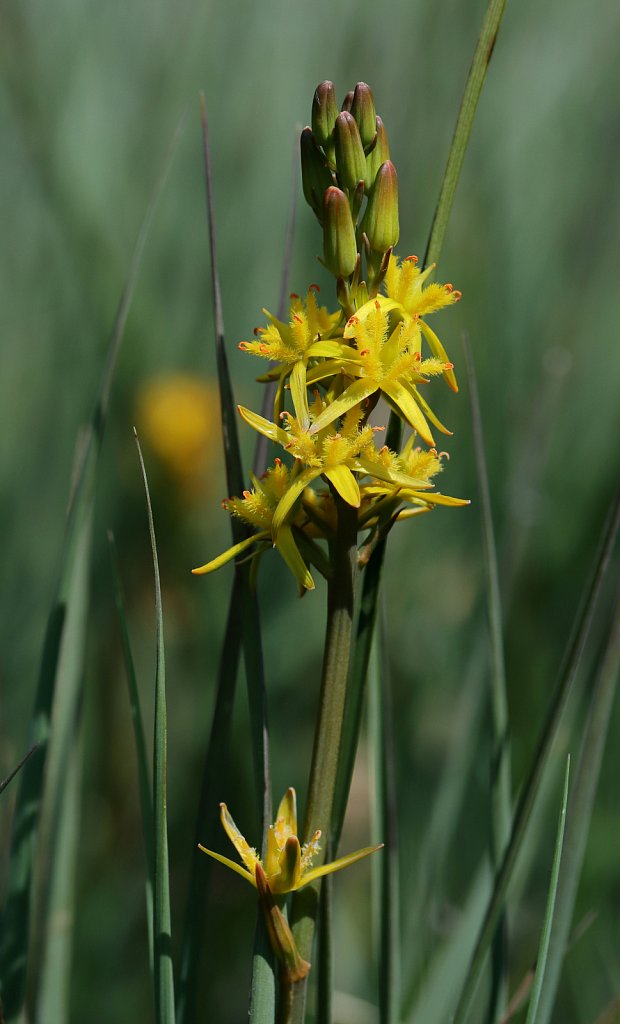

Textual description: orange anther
[375,299,381,309]
[405,254,419,264]
[293,314,303,323]
[445,362,454,370]
[309,283,320,292]
[444,283,453,293]
[274,457,282,465]
[453,290,462,301]
[243,490,251,499]
[347,315,359,326]
[290,292,299,299]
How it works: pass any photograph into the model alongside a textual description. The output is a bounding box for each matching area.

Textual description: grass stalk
[288,493,359,1022]
[464,335,512,1019]
[532,592,620,1024]
[0,118,182,1021]
[109,531,155,968]
[524,756,571,1024]
[452,486,620,1023]
[136,434,175,1023]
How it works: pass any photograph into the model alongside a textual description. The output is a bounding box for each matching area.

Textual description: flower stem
[287,491,358,1021]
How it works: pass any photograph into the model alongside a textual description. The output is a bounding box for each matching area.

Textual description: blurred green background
[1,0,619,1020]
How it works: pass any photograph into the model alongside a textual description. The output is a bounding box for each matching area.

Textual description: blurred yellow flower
[136,374,219,495]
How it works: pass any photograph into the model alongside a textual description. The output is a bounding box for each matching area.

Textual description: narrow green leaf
[180,97,274,1024]
[34,495,92,1023]
[135,434,175,1023]
[176,581,243,1024]
[525,756,571,1024]
[0,117,183,1021]
[316,847,334,1024]
[0,745,39,797]
[464,335,511,1018]
[368,612,400,1024]
[108,531,155,968]
[424,0,509,267]
[452,486,620,1023]
[533,593,620,1024]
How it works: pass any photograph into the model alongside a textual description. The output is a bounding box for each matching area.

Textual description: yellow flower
[384,253,460,392]
[237,398,380,535]
[136,374,220,495]
[191,460,316,592]
[305,297,454,446]
[359,435,470,517]
[199,788,381,895]
[239,287,347,427]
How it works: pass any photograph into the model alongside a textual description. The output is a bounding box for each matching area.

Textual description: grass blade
[32,482,92,1023]
[424,0,509,268]
[0,745,39,798]
[108,531,155,968]
[452,485,620,1023]
[135,433,175,1023]
[199,92,271,831]
[464,335,512,1018]
[524,755,571,1024]
[532,592,620,1024]
[0,118,183,1021]
[176,578,242,1024]
[368,611,400,1024]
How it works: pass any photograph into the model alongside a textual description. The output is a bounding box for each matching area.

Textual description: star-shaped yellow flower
[191,459,316,591]
[199,788,381,895]
[239,287,347,427]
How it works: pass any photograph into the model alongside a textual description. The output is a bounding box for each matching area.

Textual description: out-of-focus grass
[1,0,620,1021]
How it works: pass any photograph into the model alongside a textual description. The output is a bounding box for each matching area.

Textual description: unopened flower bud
[341,90,354,113]
[365,116,390,192]
[334,111,366,191]
[300,127,334,220]
[350,82,377,149]
[361,160,399,253]
[311,81,338,157]
[323,186,358,278]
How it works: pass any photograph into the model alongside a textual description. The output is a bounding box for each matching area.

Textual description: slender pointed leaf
[533,594,620,1024]
[452,486,620,1023]
[0,117,183,1021]
[108,531,155,968]
[525,756,571,1024]
[464,334,511,1018]
[135,435,175,1023]
[0,746,39,798]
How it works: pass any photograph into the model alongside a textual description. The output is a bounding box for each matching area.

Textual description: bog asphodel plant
[194,80,468,594]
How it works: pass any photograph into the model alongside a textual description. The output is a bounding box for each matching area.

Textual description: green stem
[288,493,358,1021]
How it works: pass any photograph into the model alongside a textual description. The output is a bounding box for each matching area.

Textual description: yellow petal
[299,844,383,887]
[271,836,302,894]
[197,845,256,887]
[289,360,310,429]
[419,319,458,392]
[272,469,320,536]
[275,525,315,591]
[219,803,260,874]
[276,788,298,834]
[323,465,361,507]
[381,379,434,445]
[308,378,378,435]
[192,531,269,575]
[238,405,289,446]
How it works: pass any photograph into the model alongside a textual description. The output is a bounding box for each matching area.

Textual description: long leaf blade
[0,117,183,1021]
[525,755,571,1024]
[135,433,175,1023]
[108,531,155,967]
[533,593,620,1024]
[452,486,620,1023]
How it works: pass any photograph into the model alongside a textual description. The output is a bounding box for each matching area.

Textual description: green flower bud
[323,186,358,278]
[341,90,354,113]
[350,82,377,149]
[334,111,366,191]
[365,116,390,192]
[300,127,333,220]
[311,81,338,156]
[361,160,399,253]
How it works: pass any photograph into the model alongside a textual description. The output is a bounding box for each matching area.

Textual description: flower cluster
[193,81,468,592]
